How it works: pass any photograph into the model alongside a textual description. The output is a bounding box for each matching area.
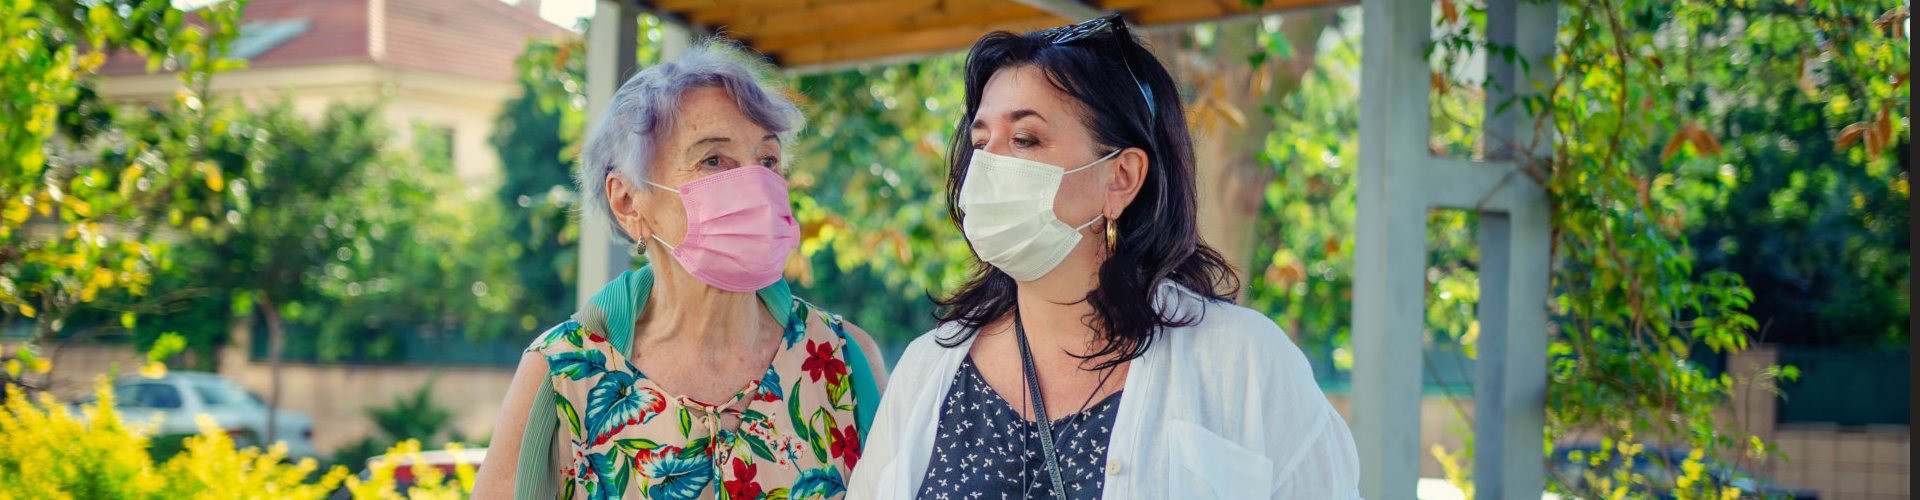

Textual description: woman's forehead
[665,87,777,148]
[976,65,1078,124]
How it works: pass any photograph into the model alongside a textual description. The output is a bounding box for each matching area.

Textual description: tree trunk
[1154,12,1337,303]
[257,292,285,448]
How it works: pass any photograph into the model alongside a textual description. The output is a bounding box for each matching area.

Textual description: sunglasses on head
[1034,13,1158,121]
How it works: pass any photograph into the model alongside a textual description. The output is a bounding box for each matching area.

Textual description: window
[123,383,183,409]
[194,380,256,408]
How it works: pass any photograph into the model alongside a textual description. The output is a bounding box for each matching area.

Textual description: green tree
[491,36,587,333]
[1418,0,1908,496]
[1,0,246,396]
[784,57,974,339]
[142,99,522,438]
[1672,9,1911,349]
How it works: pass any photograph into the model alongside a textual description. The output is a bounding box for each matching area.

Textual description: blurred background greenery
[0,0,1907,497]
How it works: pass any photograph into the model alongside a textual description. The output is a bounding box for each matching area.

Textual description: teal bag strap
[842,329,879,444]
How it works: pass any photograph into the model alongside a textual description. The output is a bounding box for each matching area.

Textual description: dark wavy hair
[933,21,1240,370]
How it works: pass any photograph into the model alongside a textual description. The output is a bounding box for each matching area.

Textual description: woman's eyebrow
[1007,109,1046,123]
[684,137,730,157]
[969,109,1047,131]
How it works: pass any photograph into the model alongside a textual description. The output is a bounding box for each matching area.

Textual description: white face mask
[957,148,1119,282]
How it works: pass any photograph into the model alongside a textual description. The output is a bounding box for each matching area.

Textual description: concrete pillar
[1353,0,1433,497]
[1356,0,1555,498]
[1471,1,1555,499]
[576,3,692,308]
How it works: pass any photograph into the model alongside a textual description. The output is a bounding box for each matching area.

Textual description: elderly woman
[849,15,1361,500]
[475,45,887,500]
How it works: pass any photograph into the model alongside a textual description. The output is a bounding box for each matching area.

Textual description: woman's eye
[759,156,779,168]
[700,156,722,168]
[1011,136,1038,148]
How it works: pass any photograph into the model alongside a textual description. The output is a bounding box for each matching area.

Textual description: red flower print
[801,340,849,383]
[830,424,861,469]
[723,458,763,500]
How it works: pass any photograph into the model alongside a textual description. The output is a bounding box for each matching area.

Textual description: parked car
[1549,444,1818,499]
[326,446,487,500]
[75,371,320,462]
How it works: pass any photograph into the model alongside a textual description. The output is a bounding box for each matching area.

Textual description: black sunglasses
[1035,14,1157,121]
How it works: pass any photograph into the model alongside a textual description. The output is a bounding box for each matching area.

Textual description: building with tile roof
[100,0,573,183]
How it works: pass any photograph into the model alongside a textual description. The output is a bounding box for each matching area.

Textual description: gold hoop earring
[1104,218,1118,253]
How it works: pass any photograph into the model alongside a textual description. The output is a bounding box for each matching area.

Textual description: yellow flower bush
[0,379,475,499]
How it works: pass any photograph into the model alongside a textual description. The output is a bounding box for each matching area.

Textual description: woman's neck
[634,260,772,350]
[1009,249,1108,361]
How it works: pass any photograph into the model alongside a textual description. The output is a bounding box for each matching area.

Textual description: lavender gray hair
[576,43,804,242]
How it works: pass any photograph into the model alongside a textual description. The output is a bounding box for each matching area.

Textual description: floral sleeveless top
[529,298,861,500]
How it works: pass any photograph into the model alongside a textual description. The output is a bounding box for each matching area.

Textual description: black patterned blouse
[915,356,1123,500]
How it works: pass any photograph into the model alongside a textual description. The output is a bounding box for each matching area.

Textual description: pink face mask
[643,166,800,293]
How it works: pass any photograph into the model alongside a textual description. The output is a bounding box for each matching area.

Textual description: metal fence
[1775,347,1911,426]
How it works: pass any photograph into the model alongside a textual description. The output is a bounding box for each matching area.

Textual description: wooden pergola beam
[749,2,1052,53]
[649,0,782,11]
[1010,0,1103,21]
[773,14,1063,67]
[685,0,940,29]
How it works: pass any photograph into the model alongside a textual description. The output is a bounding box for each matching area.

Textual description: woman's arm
[471,351,550,499]
[1252,322,1362,499]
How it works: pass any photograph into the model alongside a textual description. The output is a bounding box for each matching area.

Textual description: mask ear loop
[639,179,681,252]
[1061,148,1123,175]
[1064,149,1121,239]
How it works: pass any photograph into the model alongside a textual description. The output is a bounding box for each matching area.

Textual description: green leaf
[547,350,607,380]
[787,380,811,442]
[826,376,848,409]
[677,406,692,437]
[679,437,711,460]
[613,459,633,495]
[806,408,833,464]
[744,432,777,462]
[557,392,584,439]
[615,438,660,453]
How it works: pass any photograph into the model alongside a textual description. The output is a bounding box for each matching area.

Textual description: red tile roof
[103,0,572,82]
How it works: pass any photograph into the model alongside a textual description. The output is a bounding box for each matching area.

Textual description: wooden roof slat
[687,0,937,28]
[1009,0,1103,20]
[629,0,1356,70]
[776,15,1063,67]
[1128,0,1335,24]
[648,0,787,11]
[724,0,966,41]
[751,2,1053,53]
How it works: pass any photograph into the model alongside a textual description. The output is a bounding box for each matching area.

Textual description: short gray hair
[576,43,804,242]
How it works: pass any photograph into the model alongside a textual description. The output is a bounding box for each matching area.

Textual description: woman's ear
[606,173,651,242]
[1105,147,1149,219]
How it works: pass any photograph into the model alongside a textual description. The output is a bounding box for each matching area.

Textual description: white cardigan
[849,282,1363,499]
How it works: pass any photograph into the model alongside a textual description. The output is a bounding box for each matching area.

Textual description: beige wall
[99,63,514,187]
[44,334,515,454]
[1730,346,1911,500]
[215,356,516,452]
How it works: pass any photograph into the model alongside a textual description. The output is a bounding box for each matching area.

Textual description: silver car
[89,371,321,462]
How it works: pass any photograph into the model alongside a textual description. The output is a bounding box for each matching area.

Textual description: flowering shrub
[0,378,474,499]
